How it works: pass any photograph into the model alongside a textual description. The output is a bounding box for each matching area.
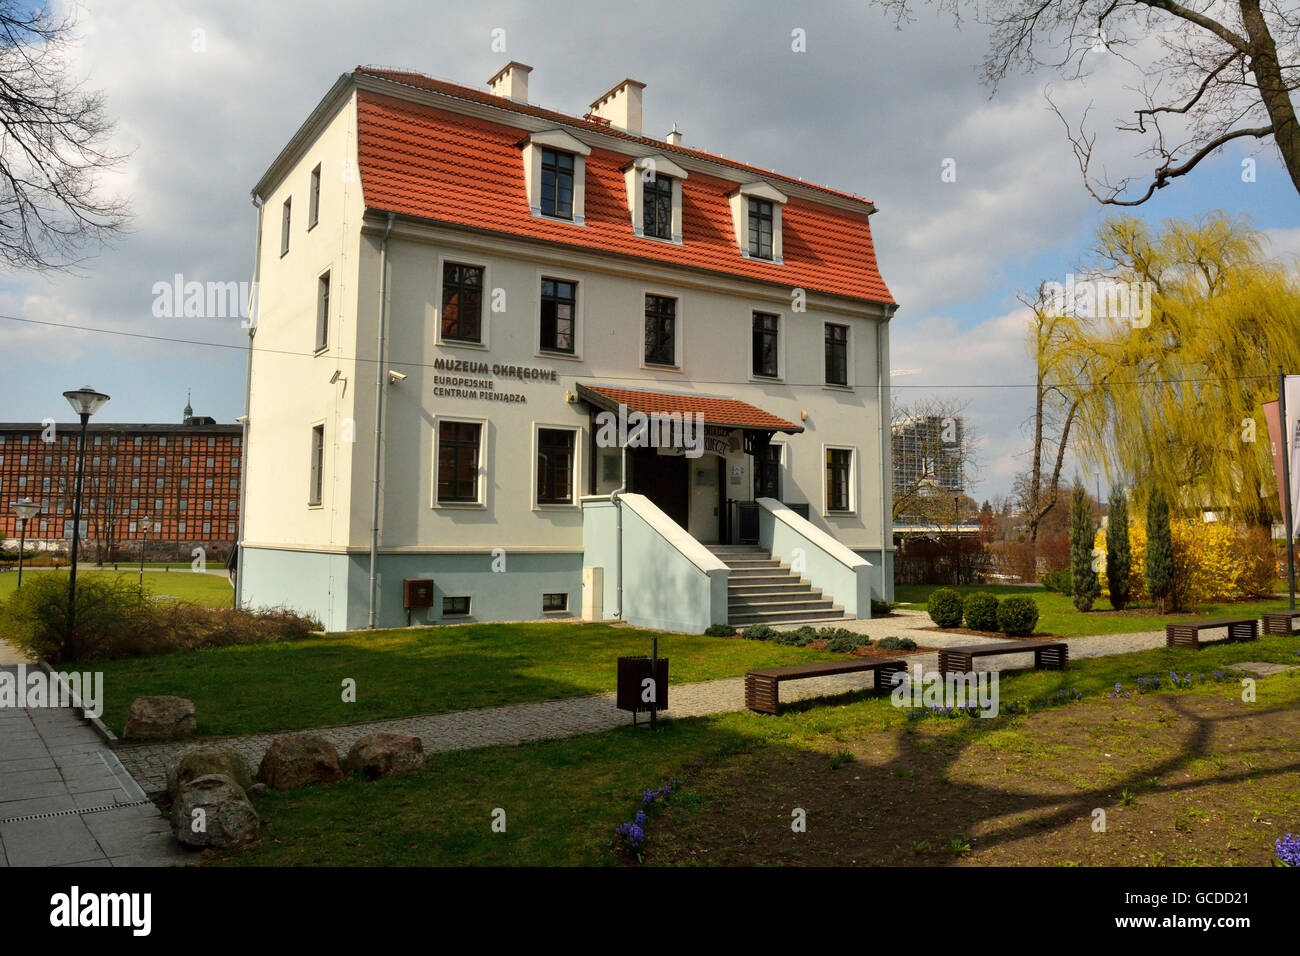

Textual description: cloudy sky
[1,0,1297,500]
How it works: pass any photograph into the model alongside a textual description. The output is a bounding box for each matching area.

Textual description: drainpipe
[367,212,397,628]
[236,193,265,609]
[877,304,896,604]
[611,446,628,620]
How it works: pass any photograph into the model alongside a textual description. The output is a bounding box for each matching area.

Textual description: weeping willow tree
[1051,212,1300,525]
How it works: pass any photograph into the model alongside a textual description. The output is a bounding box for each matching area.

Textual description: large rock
[123,696,196,741]
[346,732,425,780]
[257,732,344,790]
[166,744,254,797]
[170,773,259,849]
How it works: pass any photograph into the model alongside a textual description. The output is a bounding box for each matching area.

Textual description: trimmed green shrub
[826,635,870,653]
[1106,487,1132,610]
[1069,485,1100,611]
[740,624,778,642]
[776,625,819,646]
[704,624,736,637]
[927,587,964,628]
[997,595,1040,636]
[1145,488,1175,613]
[870,599,896,616]
[1040,568,1072,593]
[817,626,862,642]
[877,635,918,650]
[962,592,1000,631]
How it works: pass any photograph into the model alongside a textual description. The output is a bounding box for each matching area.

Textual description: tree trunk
[1240,0,1300,195]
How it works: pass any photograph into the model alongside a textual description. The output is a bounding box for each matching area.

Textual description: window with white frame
[643,294,678,367]
[280,197,291,256]
[308,164,321,229]
[308,424,324,506]
[625,155,688,242]
[435,419,484,505]
[751,311,781,379]
[535,426,577,506]
[441,262,485,344]
[539,278,577,355]
[825,323,849,386]
[729,182,787,262]
[315,271,331,352]
[825,446,855,514]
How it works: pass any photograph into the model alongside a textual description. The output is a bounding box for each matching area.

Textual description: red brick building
[0,404,241,562]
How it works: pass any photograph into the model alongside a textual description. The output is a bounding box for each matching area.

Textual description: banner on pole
[1265,376,1300,541]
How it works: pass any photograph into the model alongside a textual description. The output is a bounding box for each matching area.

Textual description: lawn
[894,583,1296,638]
[93,622,841,737]
[0,568,233,608]
[207,634,1300,866]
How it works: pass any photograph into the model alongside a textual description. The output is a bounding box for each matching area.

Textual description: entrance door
[628,448,690,530]
[687,455,725,543]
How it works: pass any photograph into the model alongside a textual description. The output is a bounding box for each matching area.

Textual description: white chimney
[666,124,683,146]
[488,61,532,103]
[589,79,645,135]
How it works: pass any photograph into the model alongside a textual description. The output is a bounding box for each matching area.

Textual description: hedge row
[926,587,1039,637]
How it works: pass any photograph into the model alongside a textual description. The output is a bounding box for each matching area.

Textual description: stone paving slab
[0,665,193,867]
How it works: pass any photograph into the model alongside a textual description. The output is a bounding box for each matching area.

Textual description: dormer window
[541,148,575,220]
[521,129,591,224]
[624,155,687,243]
[729,181,787,263]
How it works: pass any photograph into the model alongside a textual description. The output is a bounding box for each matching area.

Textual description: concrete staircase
[708,544,850,626]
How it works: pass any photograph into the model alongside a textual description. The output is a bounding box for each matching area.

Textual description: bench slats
[744,658,906,715]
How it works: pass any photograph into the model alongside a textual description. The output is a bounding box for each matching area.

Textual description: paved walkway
[0,664,192,867]
[115,618,1168,794]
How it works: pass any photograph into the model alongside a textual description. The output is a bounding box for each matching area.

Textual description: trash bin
[616,655,668,718]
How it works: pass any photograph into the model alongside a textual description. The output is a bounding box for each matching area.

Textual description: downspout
[877,304,896,604]
[611,447,627,620]
[367,211,396,628]
[236,193,265,609]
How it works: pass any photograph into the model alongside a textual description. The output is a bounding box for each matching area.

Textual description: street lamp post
[953,496,961,585]
[11,498,40,589]
[138,515,152,592]
[62,386,110,660]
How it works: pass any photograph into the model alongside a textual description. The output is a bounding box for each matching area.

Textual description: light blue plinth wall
[239,546,584,631]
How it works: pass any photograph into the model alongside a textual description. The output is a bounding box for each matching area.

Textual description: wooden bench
[744,658,906,715]
[1165,616,1258,649]
[1261,610,1300,636]
[937,639,1068,677]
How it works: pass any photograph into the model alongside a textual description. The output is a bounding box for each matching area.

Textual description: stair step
[727,565,792,577]
[729,607,848,625]
[728,583,813,597]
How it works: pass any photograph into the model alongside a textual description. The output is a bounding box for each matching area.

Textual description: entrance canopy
[577,383,804,435]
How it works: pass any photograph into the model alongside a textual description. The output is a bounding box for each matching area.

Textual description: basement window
[542,592,568,613]
[443,596,471,618]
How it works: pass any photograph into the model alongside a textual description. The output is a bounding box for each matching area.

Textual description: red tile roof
[352,71,894,305]
[579,384,803,433]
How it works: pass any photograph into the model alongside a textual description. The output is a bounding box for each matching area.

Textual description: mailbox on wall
[403,578,434,609]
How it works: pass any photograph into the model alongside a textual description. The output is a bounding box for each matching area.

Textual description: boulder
[170,773,259,849]
[345,732,425,780]
[166,744,254,797]
[123,696,196,741]
[257,732,344,790]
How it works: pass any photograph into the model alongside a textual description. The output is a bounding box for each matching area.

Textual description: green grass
[211,634,1300,866]
[895,583,1295,637]
[92,622,839,737]
[0,568,233,608]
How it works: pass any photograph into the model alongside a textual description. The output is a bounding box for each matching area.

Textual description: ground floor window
[437,420,482,504]
[536,427,576,505]
[826,447,853,513]
[542,592,568,613]
[755,442,783,499]
[442,595,471,617]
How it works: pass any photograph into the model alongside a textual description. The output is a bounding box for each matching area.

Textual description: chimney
[488,61,532,103]
[666,123,683,147]
[588,78,645,135]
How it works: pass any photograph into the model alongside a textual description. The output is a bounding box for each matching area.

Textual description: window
[308,424,324,506]
[154,498,163,511]
[178,521,187,535]
[643,175,673,240]
[752,311,780,378]
[540,148,574,219]
[182,457,190,467]
[542,592,568,613]
[825,323,848,386]
[441,263,484,343]
[203,522,211,535]
[644,295,677,366]
[308,164,321,229]
[536,428,575,505]
[826,448,853,513]
[437,421,481,504]
[133,456,141,467]
[180,500,188,511]
[205,478,213,489]
[155,478,164,490]
[539,278,576,354]
[280,197,291,255]
[157,457,166,468]
[315,271,330,351]
[208,437,215,447]
[748,198,774,259]
[134,436,142,447]
[442,596,471,617]
[755,443,783,500]
[206,458,214,468]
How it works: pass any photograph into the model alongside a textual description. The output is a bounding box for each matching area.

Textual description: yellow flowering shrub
[1094,520,1274,609]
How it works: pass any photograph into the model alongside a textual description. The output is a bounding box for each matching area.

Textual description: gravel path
[113,617,1168,794]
